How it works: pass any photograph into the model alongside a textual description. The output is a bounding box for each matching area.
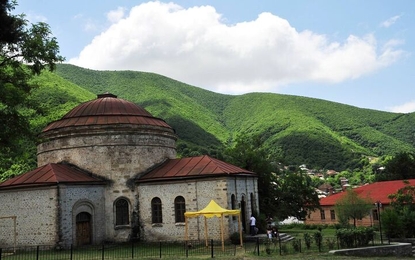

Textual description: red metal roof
[320,179,415,206]
[42,93,172,132]
[0,163,105,190]
[137,155,255,182]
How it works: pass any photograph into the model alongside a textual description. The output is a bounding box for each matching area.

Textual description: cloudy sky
[15,0,415,113]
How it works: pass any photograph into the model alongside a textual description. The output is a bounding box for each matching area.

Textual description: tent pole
[221,214,225,251]
[204,216,208,247]
[238,213,243,247]
[185,216,188,241]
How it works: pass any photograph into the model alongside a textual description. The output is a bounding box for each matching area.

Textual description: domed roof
[42,93,172,132]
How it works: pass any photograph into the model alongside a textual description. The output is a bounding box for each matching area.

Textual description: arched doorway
[240,196,247,233]
[76,212,92,246]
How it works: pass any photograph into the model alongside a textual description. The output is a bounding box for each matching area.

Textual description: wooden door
[76,212,91,246]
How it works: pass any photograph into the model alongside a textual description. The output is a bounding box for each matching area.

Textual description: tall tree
[376,152,415,181]
[224,134,320,221]
[0,0,64,173]
[335,189,373,227]
[224,134,279,217]
[273,171,320,221]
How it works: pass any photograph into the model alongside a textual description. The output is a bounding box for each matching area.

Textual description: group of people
[249,214,279,238]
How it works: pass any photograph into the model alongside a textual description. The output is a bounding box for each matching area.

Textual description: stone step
[278,233,295,243]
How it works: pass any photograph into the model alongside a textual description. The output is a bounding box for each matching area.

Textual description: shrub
[336,227,374,248]
[313,231,323,247]
[292,239,301,252]
[336,228,354,248]
[281,243,288,254]
[303,233,312,249]
[325,238,336,250]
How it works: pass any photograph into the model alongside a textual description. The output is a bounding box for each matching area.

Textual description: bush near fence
[245,233,386,257]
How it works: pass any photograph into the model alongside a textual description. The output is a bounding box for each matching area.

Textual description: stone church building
[0,93,258,248]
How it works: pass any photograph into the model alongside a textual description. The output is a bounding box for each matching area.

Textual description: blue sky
[14,0,415,113]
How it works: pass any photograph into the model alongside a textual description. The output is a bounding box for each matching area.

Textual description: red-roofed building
[0,93,258,248]
[305,179,415,226]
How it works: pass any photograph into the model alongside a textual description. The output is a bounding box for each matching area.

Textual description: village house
[306,179,415,226]
[0,93,258,248]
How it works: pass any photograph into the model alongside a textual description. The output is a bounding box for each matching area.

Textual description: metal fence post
[102,242,105,260]
[36,245,40,260]
[0,247,2,260]
[256,237,260,256]
[70,244,73,260]
[159,241,162,258]
[131,240,134,259]
[210,239,214,258]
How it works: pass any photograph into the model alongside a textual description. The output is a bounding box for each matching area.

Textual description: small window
[330,210,335,220]
[320,210,325,220]
[151,197,163,224]
[174,196,186,223]
[115,199,129,225]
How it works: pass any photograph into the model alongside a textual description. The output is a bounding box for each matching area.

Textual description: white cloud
[389,101,415,113]
[380,15,401,28]
[107,7,126,23]
[69,2,405,94]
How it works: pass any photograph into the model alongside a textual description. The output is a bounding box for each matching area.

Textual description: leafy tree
[388,182,415,211]
[273,171,320,221]
[0,0,64,173]
[381,209,403,238]
[386,183,415,237]
[224,134,320,221]
[224,134,279,218]
[335,189,373,227]
[376,152,415,181]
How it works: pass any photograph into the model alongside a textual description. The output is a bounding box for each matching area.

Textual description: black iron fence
[244,233,388,257]
[0,233,389,259]
[0,240,237,260]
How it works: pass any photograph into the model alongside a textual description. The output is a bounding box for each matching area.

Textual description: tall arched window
[115,198,129,225]
[231,194,236,220]
[250,193,255,214]
[174,196,186,223]
[151,197,163,224]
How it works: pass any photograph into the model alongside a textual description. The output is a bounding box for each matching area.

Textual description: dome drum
[37,93,177,176]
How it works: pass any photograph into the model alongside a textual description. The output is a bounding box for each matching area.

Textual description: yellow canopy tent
[184,200,243,250]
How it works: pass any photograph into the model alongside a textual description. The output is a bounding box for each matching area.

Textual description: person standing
[249,214,256,236]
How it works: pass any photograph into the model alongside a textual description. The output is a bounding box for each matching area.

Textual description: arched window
[231,194,236,220]
[115,198,129,225]
[151,197,163,224]
[174,196,186,223]
[250,193,255,214]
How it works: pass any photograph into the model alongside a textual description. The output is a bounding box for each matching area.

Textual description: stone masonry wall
[59,185,106,248]
[37,129,177,177]
[137,176,258,241]
[37,125,177,244]
[0,187,58,247]
[226,177,258,233]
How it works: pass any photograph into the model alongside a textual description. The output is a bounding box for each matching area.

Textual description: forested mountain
[20,64,415,172]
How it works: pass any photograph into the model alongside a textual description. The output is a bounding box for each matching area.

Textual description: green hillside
[26,64,415,171]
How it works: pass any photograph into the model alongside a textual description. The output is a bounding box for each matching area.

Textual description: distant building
[0,93,258,248]
[306,179,415,226]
